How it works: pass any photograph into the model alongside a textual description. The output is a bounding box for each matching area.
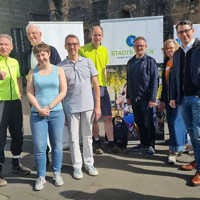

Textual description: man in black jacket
[126,36,158,155]
[25,24,61,71]
[169,20,200,186]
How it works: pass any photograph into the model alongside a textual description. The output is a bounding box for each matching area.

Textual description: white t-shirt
[31,50,38,69]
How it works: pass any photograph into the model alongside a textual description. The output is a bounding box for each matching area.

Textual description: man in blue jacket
[169,20,200,186]
[126,36,158,155]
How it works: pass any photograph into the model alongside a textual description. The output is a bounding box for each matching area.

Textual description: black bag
[112,116,129,148]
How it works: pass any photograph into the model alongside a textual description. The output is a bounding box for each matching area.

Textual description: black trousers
[0,100,23,163]
[132,100,156,148]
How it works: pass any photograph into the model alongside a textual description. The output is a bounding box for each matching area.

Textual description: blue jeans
[166,104,186,152]
[30,110,64,177]
[181,96,200,172]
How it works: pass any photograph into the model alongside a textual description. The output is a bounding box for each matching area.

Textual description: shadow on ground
[60,188,198,200]
[4,135,194,187]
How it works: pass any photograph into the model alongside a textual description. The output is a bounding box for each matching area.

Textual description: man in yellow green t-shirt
[79,26,120,154]
[0,34,31,187]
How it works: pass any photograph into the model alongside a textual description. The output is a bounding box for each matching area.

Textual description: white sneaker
[53,172,64,186]
[35,177,46,191]
[85,165,99,176]
[73,168,83,179]
[168,154,176,164]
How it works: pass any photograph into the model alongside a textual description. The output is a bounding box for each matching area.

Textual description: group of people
[126,20,200,186]
[0,19,200,191]
[0,24,121,190]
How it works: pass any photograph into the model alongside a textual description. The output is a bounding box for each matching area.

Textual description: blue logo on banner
[126,35,136,47]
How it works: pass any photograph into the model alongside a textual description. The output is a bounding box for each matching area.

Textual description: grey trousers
[66,110,94,169]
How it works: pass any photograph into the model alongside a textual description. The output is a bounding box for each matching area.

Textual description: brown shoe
[12,164,31,176]
[0,177,7,187]
[180,161,197,171]
[191,172,200,186]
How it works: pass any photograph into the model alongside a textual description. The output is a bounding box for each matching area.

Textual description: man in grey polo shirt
[60,34,101,180]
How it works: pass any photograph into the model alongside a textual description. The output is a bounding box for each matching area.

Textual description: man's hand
[64,118,68,126]
[38,107,50,117]
[94,107,101,122]
[0,71,6,80]
[18,93,22,100]
[169,100,176,108]
[148,101,157,108]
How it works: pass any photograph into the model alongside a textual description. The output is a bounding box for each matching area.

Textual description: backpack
[112,116,129,148]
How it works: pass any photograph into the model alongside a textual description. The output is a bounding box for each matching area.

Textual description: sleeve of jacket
[149,58,158,102]
[50,46,61,65]
[168,66,177,101]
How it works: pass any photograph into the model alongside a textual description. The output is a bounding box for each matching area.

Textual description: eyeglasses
[177,28,192,35]
[134,45,146,48]
[66,43,79,46]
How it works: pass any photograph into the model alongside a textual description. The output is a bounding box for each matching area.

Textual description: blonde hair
[163,39,179,59]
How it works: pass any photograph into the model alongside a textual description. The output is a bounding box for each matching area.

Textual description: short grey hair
[25,24,41,34]
[91,25,104,35]
[134,36,147,44]
[0,34,13,44]
[65,34,80,44]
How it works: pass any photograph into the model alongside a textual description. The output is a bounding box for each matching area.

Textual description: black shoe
[108,142,121,153]
[12,164,31,176]
[144,146,155,155]
[93,140,104,154]
[131,144,145,152]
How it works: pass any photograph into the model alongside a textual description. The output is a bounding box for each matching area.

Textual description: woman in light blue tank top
[26,43,67,191]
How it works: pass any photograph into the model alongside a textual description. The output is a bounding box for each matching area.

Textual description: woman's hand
[38,107,50,117]
[148,101,157,108]
[64,119,68,126]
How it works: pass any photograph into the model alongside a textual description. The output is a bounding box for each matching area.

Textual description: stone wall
[0,0,49,34]
[2,0,200,39]
[62,0,200,41]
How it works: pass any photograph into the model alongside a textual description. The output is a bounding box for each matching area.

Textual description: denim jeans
[181,96,200,172]
[30,110,64,177]
[166,104,186,152]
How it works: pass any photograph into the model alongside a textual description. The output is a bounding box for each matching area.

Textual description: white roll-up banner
[100,16,163,65]
[29,21,84,60]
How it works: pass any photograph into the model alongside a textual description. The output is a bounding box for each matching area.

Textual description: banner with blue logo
[100,16,163,65]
